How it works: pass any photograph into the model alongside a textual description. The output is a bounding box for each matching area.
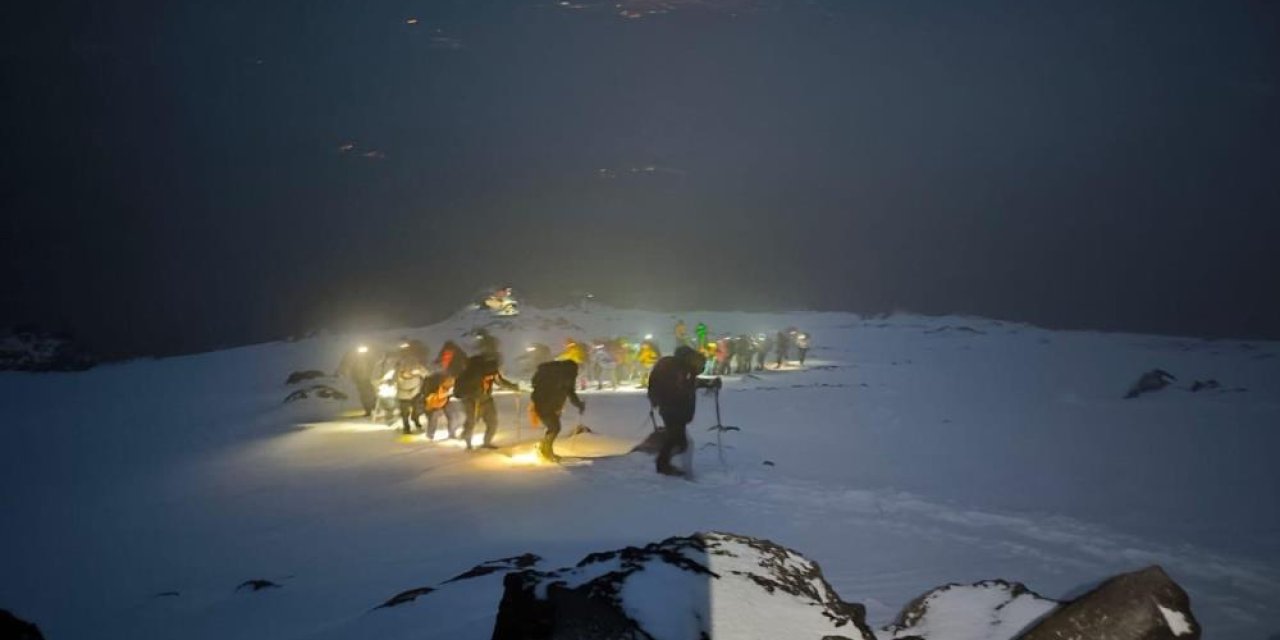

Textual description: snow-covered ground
[1,306,1278,639]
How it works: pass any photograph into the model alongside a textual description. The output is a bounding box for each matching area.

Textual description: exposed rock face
[282,384,348,403]
[1124,369,1176,399]
[1017,566,1200,640]
[885,580,1058,640]
[491,531,876,640]
[285,370,327,385]
[0,326,95,372]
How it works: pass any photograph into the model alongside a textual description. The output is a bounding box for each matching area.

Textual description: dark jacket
[454,354,517,400]
[531,360,584,415]
[647,347,713,423]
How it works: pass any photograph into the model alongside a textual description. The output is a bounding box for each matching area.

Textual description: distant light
[406,17,419,24]
[526,346,536,352]
[357,345,369,354]
[644,334,653,340]
[399,342,410,349]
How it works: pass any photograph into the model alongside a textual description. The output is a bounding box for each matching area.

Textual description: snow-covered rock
[884,580,1057,640]
[0,327,94,372]
[1018,565,1200,640]
[491,531,876,640]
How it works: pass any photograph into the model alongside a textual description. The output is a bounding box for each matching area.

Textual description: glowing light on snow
[644,334,653,340]
[399,342,410,349]
[506,450,545,466]
[357,345,369,354]
[405,17,419,24]
[526,346,536,352]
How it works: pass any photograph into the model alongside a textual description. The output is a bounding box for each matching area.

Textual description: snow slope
[1,306,1278,639]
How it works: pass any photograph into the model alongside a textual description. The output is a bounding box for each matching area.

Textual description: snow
[886,581,1057,640]
[1,306,1279,639]
[1161,604,1196,636]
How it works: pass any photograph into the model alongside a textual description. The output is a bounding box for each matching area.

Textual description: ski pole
[713,388,725,465]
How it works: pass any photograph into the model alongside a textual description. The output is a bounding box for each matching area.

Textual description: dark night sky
[3,0,1278,358]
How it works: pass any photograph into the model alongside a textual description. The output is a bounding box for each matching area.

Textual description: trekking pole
[706,386,740,466]
[514,392,522,442]
[713,388,725,465]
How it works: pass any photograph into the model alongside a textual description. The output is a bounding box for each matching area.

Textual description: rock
[885,579,1058,640]
[1016,565,1200,640]
[0,325,95,372]
[374,586,435,609]
[285,370,326,385]
[282,384,348,403]
[1188,379,1220,393]
[491,531,875,640]
[0,609,45,640]
[444,553,542,584]
[1124,369,1176,399]
[236,579,282,592]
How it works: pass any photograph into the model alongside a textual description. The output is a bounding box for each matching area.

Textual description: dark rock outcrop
[444,553,542,584]
[374,586,435,609]
[1125,369,1177,399]
[285,370,327,385]
[0,609,45,640]
[491,532,875,640]
[1017,566,1200,640]
[283,384,348,403]
[236,579,282,592]
[0,326,95,372]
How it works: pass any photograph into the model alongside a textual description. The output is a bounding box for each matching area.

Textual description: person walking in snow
[753,333,772,371]
[794,331,812,366]
[336,344,378,417]
[774,330,790,369]
[422,371,457,439]
[636,339,661,387]
[454,353,519,449]
[647,346,721,476]
[394,360,428,434]
[589,341,619,390]
[734,334,755,374]
[530,360,586,461]
[714,337,733,376]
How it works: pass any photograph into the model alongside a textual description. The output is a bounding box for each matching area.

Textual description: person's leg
[539,410,562,459]
[399,400,413,433]
[357,382,376,417]
[425,408,439,439]
[460,399,478,449]
[657,418,688,474]
[799,348,808,365]
[480,398,499,447]
[446,401,459,438]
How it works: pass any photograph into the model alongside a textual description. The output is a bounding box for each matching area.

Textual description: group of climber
[336,333,516,450]
[336,322,812,476]
[672,320,813,374]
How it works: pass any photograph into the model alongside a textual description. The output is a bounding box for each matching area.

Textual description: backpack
[533,360,576,392]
